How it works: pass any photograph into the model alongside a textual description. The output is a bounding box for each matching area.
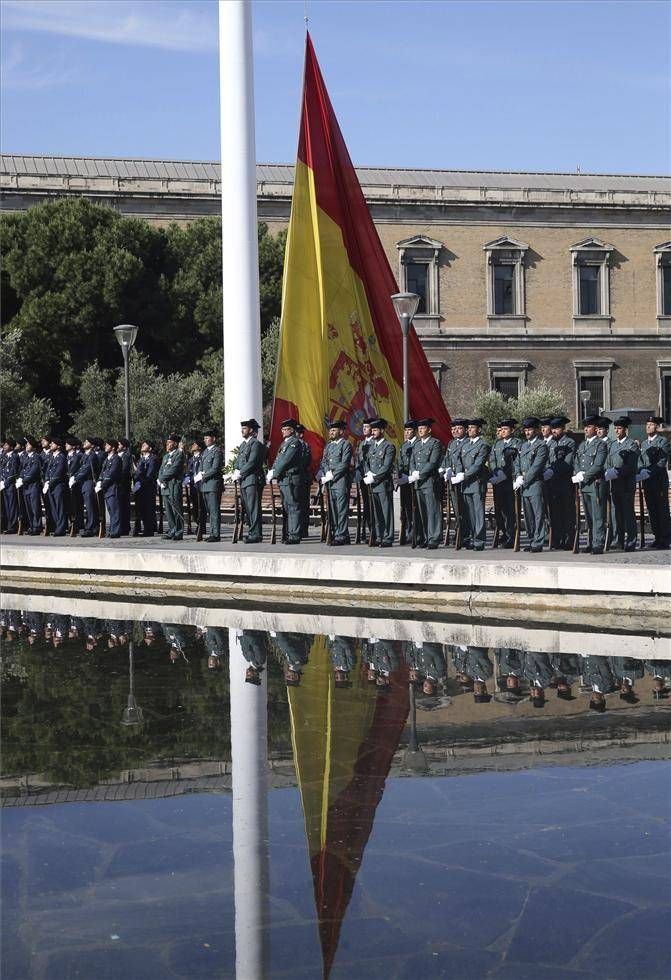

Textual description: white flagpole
[219,0,264,460]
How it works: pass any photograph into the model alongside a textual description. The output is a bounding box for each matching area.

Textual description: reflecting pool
[1,592,670,980]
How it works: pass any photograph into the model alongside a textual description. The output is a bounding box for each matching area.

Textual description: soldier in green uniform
[319,418,353,545]
[513,417,549,552]
[397,420,417,543]
[201,626,228,671]
[596,416,617,544]
[239,628,267,685]
[364,636,399,688]
[604,416,640,551]
[451,418,489,550]
[441,417,471,546]
[273,630,311,686]
[267,418,303,544]
[416,642,447,696]
[488,417,521,548]
[158,434,186,540]
[355,419,375,542]
[638,415,670,549]
[296,423,313,538]
[362,417,396,547]
[545,416,577,550]
[197,428,223,542]
[234,419,266,543]
[408,417,444,549]
[496,647,525,697]
[581,655,616,712]
[523,651,554,708]
[327,634,357,687]
[572,415,608,553]
[609,656,643,703]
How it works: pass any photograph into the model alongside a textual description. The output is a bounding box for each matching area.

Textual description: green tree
[473,381,569,443]
[0,326,57,436]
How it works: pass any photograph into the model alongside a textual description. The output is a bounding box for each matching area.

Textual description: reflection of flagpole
[402,682,428,772]
[229,628,269,979]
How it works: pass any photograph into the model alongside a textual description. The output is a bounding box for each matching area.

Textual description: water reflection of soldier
[82,617,104,651]
[550,653,580,700]
[239,629,267,684]
[609,656,644,703]
[496,647,525,696]
[644,661,670,700]
[142,621,162,647]
[453,645,493,700]
[198,626,229,671]
[273,631,311,687]
[327,634,356,688]
[50,613,70,648]
[163,624,189,662]
[582,655,616,712]
[107,619,132,648]
[69,616,84,641]
[523,651,554,708]
[364,637,399,688]
[25,610,45,644]
[416,642,446,696]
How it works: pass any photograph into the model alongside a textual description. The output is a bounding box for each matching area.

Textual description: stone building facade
[2,155,670,423]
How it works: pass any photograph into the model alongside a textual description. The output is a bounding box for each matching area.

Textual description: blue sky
[1,0,669,174]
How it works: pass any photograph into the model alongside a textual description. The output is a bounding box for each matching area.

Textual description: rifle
[42,489,51,535]
[270,480,278,545]
[638,484,646,548]
[233,481,243,543]
[411,483,425,549]
[492,483,501,549]
[367,482,377,548]
[318,482,328,543]
[454,485,463,550]
[355,482,362,544]
[572,485,581,554]
[196,487,205,542]
[185,483,193,536]
[542,482,553,551]
[97,488,106,538]
[443,479,451,546]
[324,482,335,545]
[604,485,612,552]
[16,485,24,536]
[158,489,164,534]
[513,488,522,552]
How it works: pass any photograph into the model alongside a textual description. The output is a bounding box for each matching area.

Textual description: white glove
[0,480,4,492]
[363,474,374,485]
[95,481,102,493]
[232,468,241,481]
[42,481,50,494]
[15,478,23,489]
[194,472,203,483]
[266,469,274,484]
[68,476,75,488]
[513,475,524,491]
[604,467,618,481]
[451,472,465,485]
[398,473,409,485]
[571,472,584,484]
[365,470,374,481]
[321,470,334,485]
[543,468,553,482]
[637,468,651,481]
[159,481,166,490]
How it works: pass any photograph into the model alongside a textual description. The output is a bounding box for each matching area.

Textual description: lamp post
[579,388,591,420]
[113,324,139,443]
[391,293,420,423]
[120,641,143,727]
[402,681,428,773]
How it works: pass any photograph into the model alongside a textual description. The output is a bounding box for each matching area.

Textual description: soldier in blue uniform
[44,436,68,536]
[545,416,577,549]
[118,437,133,535]
[158,433,186,540]
[65,435,84,533]
[296,424,313,538]
[396,420,417,544]
[267,418,304,545]
[440,417,470,546]
[233,419,266,543]
[185,439,204,534]
[409,417,444,549]
[97,439,123,538]
[604,416,640,551]
[451,418,489,550]
[198,429,223,542]
[0,437,20,533]
[354,419,375,542]
[318,418,353,545]
[572,415,609,553]
[488,417,522,548]
[513,417,549,552]
[16,436,42,534]
[638,415,670,549]
[72,438,102,537]
[362,418,396,546]
[133,440,159,536]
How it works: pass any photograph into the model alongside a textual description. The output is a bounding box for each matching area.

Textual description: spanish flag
[270,34,451,464]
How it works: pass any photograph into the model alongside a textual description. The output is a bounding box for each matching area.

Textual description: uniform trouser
[300,478,311,536]
[357,478,371,539]
[399,484,413,541]
[493,481,515,545]
[643,476,671,544]
[203,489,221,537]
[611,487,637,547]
[416,482,442,546]
[448,485,471,545]
[279,476,303,542]
[120,485,131,535]
[105,487,121,536]
[70,484,84,531]
[548,484,575,548]
[24,484,42,533]
[605,487,618,545]
[581,485,607,550]
[371,485,394,545]
[162,481,183,537]
[522,486,546,548]
[462,488,486,548]
[81,481,98,533]
[326,480,350,543]
[136,487,156,534]
[2,485,18,530]
[241,482,263,540]
[49,483,68,535]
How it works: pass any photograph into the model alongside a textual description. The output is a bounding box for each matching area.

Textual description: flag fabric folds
[270,33,452,466]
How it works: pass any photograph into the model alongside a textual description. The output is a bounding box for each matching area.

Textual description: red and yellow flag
[270,34,451,464]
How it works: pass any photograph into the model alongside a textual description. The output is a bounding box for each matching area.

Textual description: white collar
[375,437,385,445]
[470,436,480,444]
[107,451,115,459]
[586,436,596,443]
[421,436,430,444]
[333,437,343,444]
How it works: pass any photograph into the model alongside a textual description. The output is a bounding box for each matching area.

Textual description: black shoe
[580,547,593,554]
[608,544,623,553]
[591,547,604,555]
[142,533,154,538]
[205,536,221,543]
[107,533,120,539]
[380,541,393,548]
[244,537,262,544]
[624,543,637,552]
[531,546,543,553]
[172,535,183,541]
[286,538,301,545]
[473,545,485,552]
[161,533,174,540]
[80,531,95,537]
[523,546,532,552]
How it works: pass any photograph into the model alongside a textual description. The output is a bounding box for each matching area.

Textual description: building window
[663,374,671,424]
[570,238,613,321]
[654,242,671,318]
[396,236,443,325]
[488,360,530,397]
[578,375,605,418]
[405,262,428,314]
[493,375,520,400]
[574,360,613,421]
[484,237,528,319]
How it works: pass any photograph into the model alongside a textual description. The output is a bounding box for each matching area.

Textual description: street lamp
[391,293,420,424]
[402,681,428,773]
[113,324,139,443]
[579,388,591,420]
[120,641,143,727]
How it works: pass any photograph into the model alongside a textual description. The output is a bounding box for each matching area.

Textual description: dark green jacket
[237,437,267,488]
[158,449,185,485]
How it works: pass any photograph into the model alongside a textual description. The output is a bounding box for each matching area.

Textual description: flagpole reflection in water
[229,627,269,979]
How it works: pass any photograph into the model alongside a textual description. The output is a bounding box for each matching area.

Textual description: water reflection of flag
[270,33,451,467]
[286,637,409,978]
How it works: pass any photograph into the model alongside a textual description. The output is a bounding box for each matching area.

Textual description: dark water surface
[2,594,670,980]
